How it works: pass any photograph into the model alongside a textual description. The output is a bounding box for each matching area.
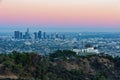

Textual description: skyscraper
[23,28,31,39]
[19,32,23,39]
[14,31,23,39]
[55,33,59,38]
[27,28,29,33]
[62,35,65,40]
[34,32,38,39]
[43,32,46,39]
[14,31,19,39]
[38,31,42,39]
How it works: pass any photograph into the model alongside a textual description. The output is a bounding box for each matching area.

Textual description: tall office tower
[43,32,46,39]
[24,28,31,39]
[34,32,38,39]
[19,32,23,39]
[26,28,30,36]
[14,31,23,39]
[46,35,50,39]
[50,34,54,39]
[14,31,20,39]
[62,35,65,40]
[38,30,42,39]
[55,33,59,38]
[27,28,29,33]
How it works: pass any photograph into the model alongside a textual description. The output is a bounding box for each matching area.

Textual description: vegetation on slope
[0,50,120,80]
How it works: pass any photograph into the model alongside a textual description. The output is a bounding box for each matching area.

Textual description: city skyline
[14,28,66,40]
[0,0,120,31]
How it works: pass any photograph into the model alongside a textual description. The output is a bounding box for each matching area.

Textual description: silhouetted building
[46,35,50,39]
[27,28,29,33]
[38,30,42,39]
[55,33,59,38]
[62,35,65,40]
[19,32,23,39]
[43,32,46,39]
[50,34,54,39]
[34,32,38,39]
[14,31,19,39]
[14,31,23,39]
[23,28,31,39]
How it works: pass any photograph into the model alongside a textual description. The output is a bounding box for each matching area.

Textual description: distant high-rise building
[38,31,42,39]
[14,31,19,39]
[23,28,31,39]
[62,35,65,40]
[14,31,22,39]
[27,28,29,33]
[50,34,54,39]
[43,32,46,39]
[55,33,59,38]
[34,32,38,39]
[19,32,23,39]
[46,35,50,39]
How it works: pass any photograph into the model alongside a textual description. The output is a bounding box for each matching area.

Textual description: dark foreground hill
[0,50,120,80]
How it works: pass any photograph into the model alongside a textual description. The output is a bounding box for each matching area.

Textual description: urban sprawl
[0,28,120,57]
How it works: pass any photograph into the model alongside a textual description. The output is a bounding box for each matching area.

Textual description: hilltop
[0,50,120,80]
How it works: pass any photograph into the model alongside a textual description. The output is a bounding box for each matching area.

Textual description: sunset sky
[0,0,120,32]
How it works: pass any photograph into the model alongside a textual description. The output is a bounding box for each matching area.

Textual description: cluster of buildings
[14,28,44,39]
[0,31,119,56]
[14,28,66,40]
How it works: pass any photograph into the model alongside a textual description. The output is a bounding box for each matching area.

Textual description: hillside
[0,50,120,80]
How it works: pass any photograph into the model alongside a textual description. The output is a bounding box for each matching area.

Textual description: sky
[0,0,120,32]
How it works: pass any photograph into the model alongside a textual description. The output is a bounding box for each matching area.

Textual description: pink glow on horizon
[0,0,120,27]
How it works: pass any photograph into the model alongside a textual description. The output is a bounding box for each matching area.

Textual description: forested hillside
[0,50,120,80]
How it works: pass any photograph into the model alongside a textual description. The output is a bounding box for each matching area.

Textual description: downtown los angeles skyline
[0,0,120,32]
